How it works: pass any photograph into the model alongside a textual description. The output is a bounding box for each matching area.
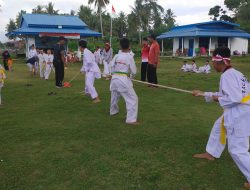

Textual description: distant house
[157,21,250,57]
[6,14,101,57]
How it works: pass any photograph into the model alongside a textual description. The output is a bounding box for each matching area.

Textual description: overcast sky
[0,0,225,42]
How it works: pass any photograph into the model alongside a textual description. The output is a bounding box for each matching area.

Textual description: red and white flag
[112,5,116,14]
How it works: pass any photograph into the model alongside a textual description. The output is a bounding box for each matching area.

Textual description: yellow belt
[220,94,250,145]
[0,69,5,84]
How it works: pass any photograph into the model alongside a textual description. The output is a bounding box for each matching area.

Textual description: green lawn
[1,56,250,190]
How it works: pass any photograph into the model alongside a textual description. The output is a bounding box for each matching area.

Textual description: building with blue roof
[157,21,250,57]
[6,14,101,57]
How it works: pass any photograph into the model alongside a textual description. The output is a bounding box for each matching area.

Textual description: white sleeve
[204,92,220,102]
[129,57,137,75]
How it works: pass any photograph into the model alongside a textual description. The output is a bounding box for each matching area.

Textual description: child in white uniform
[102,43,113,78]
[79,40,101,104]
[38,49,46,78]
[110,38,139,125]
[193,47,250,189]
[44,49,54,80]
[181,61,188,72]
[0,64,6,105]
[196,60,211,74]
[94,46,101,65]
[27,44,38,73]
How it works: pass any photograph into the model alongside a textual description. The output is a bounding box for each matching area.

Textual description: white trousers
[206,116,226,158]
[110,88,138,123]
[27,63,33,72]
[45,64,53,80]
[206,116,250,182]
[85,72,98,99]
[103,60,110,76]
[39,62,45,78]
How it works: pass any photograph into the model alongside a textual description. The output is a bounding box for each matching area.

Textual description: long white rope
[131,79,193,94]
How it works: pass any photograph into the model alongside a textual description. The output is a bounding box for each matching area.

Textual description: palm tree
[130,0,149,43]
[88,0,110,38]
[32,5,45,14]
[164,9,176,29]
[45,2,59,15]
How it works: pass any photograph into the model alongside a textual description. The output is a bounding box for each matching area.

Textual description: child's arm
[193,90,220,102]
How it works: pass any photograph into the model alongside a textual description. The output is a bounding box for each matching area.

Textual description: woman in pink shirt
[141,37,150,81]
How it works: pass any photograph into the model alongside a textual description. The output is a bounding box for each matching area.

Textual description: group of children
[26,45,54,80]
[80,42,250,187]
[181,60,211,74]
[1,37,250,188]
[79,38,139,125]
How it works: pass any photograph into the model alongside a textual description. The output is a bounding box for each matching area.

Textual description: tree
[16,10,26,27]
[70,10,75,16]
[208,5,234,22]
[164,9,176,29]
[237,0,250,32]
[113,12,128,38]
[32,5,45,14]
[209,5,223,20]
[77,5,98,31]
[145,0,164,29]
[6,19,17,39]
[88,0,110,38]
[45,2,59,14]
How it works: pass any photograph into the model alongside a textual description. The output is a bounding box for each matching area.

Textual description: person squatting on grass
[79,40,101,104]
[0,64,6,105]
[192,47,250,189]
[110,38,139,125]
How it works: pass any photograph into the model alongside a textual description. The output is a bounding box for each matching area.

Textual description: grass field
[0,56,250,190]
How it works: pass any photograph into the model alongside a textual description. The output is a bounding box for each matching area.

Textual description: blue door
[188,39,194,56]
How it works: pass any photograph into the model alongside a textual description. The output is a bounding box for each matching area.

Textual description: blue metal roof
[6,14,101,37]
[157,21,250,39]
[21,14,88,28]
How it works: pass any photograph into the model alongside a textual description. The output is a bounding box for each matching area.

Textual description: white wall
[230,37,249,55]
[173,37,179,56]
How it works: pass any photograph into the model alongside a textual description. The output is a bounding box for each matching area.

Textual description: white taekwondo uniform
[80,48,101,99]
[44,54,54,80]
[102,48,113,77]
[38,53,46,78]
[94,48,101,65]
[204,67,250,183]
[110,52,138,123]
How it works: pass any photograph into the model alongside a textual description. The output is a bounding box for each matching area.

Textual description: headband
[212,54,231,65]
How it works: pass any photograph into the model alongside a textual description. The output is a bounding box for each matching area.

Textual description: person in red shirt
[141,37,150,81]
[147,34,160,85]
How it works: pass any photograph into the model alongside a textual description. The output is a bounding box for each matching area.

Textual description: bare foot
[92,97,101,104]
[126,122,140,126]
[111,112,119,116]
[245,183,250,189]
[193,152,215,161]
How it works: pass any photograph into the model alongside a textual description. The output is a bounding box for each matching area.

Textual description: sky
[0,0,225,42]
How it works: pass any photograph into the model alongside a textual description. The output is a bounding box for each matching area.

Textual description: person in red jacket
[141,37,150,81]
[147,34,160,85]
